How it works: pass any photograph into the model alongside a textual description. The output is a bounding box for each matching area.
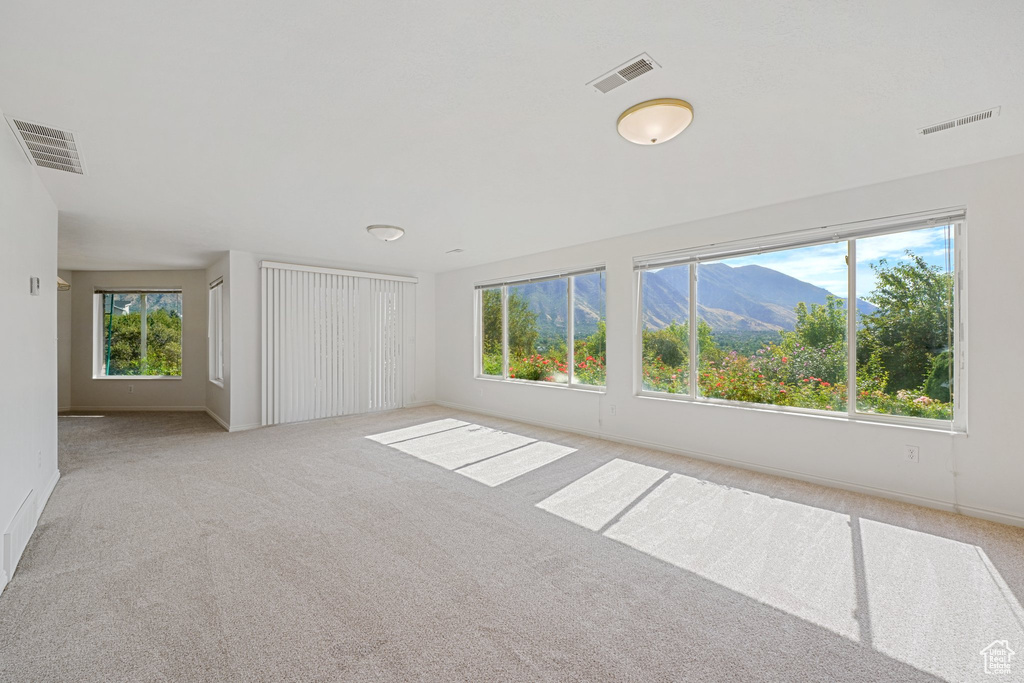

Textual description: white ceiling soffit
[587,53,660,94]
[918,107,1001,136]
[5,116,84,174]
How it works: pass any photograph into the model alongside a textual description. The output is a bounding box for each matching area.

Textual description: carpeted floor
[1,406,1022,682]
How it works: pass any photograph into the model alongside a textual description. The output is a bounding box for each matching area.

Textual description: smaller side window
[209,281,224,383]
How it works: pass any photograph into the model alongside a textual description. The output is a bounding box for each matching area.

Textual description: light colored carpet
[1,406,1022,682]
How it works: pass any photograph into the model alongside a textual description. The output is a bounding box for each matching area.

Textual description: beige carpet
[1,406,1022,682]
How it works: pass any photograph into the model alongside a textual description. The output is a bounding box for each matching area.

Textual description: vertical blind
[261,262,416,426]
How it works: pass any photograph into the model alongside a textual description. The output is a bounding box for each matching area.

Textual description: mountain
[641,263,875,332]
[510,263,876,344]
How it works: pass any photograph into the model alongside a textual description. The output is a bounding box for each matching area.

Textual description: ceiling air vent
[919,107,1000,136]
[587,53,660,94]
[5,117,85,174]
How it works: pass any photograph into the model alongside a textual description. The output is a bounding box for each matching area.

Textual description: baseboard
[0,569,8,596]
[955,504,1024,528]
[57,406,70,413]
[228,423,261,433]
[435,400,1024,528]
[67,405,207,412]
[204,408,230,432]
[405,400,437,409]
[37,469,60,522]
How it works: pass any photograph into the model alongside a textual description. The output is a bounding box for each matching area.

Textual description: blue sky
[721,225,953,299]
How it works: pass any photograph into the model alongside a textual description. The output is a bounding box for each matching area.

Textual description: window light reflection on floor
[368,419,1024,681]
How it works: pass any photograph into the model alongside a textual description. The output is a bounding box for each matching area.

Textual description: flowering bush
[642,355,688,393]
[573,354,607,386]
[509,353,567,383]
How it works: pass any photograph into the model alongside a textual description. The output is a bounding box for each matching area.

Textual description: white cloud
[719,227,952,298]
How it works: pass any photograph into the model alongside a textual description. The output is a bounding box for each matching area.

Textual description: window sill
[475,375,606,394]
[209,379,225,388]
[636,390,965,435]
[92,375,182,381]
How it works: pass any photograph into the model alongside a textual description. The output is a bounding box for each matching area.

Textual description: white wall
[57,269,72,411]
[435,153,1024,527]
[205,254,230,429]
[0,110,59,590]
[68,270,208,410]
[227,250,437,431]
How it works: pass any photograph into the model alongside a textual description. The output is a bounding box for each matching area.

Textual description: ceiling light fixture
[366,225,405,242]
[617,98,693,145]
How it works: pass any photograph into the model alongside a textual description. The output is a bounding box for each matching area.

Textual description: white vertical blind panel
[261,264,413,425]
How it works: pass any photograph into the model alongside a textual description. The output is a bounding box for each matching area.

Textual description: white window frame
[93,288,184,380]
[633,208,967,433]
[209,278,224,386]
[475,265,607,392]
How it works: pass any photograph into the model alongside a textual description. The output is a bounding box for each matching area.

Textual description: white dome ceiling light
[617,98,693,145]
[366,224,405,242]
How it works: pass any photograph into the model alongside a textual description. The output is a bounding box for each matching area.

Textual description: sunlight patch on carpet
[536,458,666,531]
[457,441,576,487]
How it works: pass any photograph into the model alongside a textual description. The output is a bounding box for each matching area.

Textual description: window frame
[93,288,184,380]
[475,265,607,392]
[209,279,224,386]
[634,209,967,433]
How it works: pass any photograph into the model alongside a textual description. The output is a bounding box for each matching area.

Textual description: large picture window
[96,290,183,377]
[635,211,963,428]
[477,267,606,388]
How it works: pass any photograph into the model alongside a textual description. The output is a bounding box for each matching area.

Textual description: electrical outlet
[609,405,617,416]
[128,384,134,394]
[904,445,920,463]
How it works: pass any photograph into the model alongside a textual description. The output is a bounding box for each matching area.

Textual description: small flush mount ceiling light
[617,98,693,145]
[366,225,405,242]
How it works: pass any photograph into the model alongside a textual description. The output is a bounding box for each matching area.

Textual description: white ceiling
[2,1,1023,272]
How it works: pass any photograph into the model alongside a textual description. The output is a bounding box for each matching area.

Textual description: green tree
[481,289,502,356]
[584,320,606,359]
[642,319,718,368]
[857,251,953,393]
[482,289,541,373]
[790,294,846,348]
[103,308,182,376]
[506,290,539,357]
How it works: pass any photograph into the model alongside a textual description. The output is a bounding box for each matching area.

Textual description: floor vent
[3,491,36,582]
[919,107,1000,136]
[5,117,85,174]
[588,53,660,94]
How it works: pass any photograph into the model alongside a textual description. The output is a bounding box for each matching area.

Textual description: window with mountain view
[694,243,850,411]
[572,271,606,386]
[97,291,183,377]
[481,287,503,376]
[640,265,690,395]
[636,218,960,425]
[477,268,606,387]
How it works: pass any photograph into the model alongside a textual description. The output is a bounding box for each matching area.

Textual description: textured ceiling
[2,0,1023,272]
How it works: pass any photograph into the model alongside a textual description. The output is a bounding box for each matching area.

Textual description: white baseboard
[37,469,60,522]
[955,504,1024,528]
[405,400,437,409]
[205,408,230,431]
[67,405,207,412]
[228,422,261,433]
[435,400,1024,529]
[0,569,7,596]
